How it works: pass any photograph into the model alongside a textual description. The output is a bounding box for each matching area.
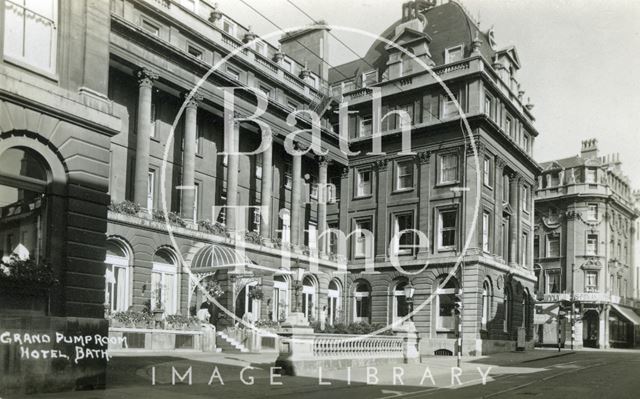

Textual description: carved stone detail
[135,67,159,88]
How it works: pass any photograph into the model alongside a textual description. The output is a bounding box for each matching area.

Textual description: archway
[583,310,599,348]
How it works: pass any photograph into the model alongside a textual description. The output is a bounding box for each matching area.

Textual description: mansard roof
[329,1,499,83]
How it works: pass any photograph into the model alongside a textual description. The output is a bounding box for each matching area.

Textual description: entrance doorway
[583,310,599,348]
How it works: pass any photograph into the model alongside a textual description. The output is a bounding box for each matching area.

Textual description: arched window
[401,48,414,75]
[354,280,371,323]
[105,239,131,312]
[0,148,50,261]
[272,274,289,322]
[302,275,317,321]
[327,279,341,326]
[393,280,409,325]
[481,280,492,330]
[436,276,459,331]
[152,248,178,314]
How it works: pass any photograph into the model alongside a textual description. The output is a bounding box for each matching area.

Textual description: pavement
[11,348,640,398]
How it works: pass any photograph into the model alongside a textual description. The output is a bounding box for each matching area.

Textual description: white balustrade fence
[312,334,405,359]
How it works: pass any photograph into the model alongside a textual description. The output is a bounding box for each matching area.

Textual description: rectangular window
[4,0,58,73]
[284,162,292,189]
[484,92,494,119]
[482,211,491,253]
[356,170,372,197]
[354,218,373,259]
[254,40,267,56]
[328,222,338,255]
[306,222,317,250]
[438,209,457,250]
[586,234,598,256]
[392,213,414,256]
[505,117,513,138]
[585,271,598,292]
[141,18,160,36]
[523,134,530,154]
[585,168,597,184]
[521,232,528,266]
[147,170,155,211]
[534,235,540,258]
[286,100,298,111]
[587,204,598,221]
[483,156,493,187]
[521,185,529,212]
[255,153,263,180]
[547,236,560,257]
[438,153,458,184]
[444,45,464,63]
[222,18,236,36]
[226,66,240,81]
[395,160,414,191]
[362,70,377,86]
[359,117,372,137]
[282,59,293,73]
[442,91,459,119]
[546,270,561,294]
[187,44,203,60]
[422,93,439,123]
[258,84,273,100]
[193,182,199,221]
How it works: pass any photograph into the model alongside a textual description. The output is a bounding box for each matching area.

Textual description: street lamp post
[292,265,305,314]
[404,282,415,322]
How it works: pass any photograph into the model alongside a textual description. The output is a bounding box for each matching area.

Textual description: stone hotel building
[0,1,551,386]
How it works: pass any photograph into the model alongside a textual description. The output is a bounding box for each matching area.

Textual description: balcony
[111,0,327,102]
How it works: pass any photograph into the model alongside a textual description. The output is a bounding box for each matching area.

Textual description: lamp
[404,282,415,300]
[404,281,415,322]
[291,263,305,314]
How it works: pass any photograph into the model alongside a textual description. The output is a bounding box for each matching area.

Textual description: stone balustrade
[312,334,404,360]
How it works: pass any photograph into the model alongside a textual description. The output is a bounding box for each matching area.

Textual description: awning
[611,304,640,325]
[190,244,287,274]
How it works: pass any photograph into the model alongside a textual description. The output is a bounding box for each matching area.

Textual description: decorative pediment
[543,161,563,171]
[496,46,521,69]
[580,257,603,270]
[385,27,432,51]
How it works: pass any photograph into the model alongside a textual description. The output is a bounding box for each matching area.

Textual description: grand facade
[534,140,640,348]
[1,0,546,368]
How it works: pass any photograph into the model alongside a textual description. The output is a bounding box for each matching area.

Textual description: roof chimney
[580,138,598,160]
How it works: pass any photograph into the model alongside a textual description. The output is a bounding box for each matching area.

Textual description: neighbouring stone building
[534,139,640,348]
[0,0,121,393]
[326,0,540,355]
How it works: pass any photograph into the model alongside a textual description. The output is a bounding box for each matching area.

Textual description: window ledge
[435,181,460,188]
[392,188,414,194]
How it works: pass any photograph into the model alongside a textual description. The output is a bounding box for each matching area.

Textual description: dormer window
[401,49,414,75]
[222,18,236,37]
[362,70,378,87]
[445,45,464,63]
[254,39,267,56]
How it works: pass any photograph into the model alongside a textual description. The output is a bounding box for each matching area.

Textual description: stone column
[417,151,431,258]
[496,158,506,260]
[375,159,388,261]
[226,121,240,232]
[133,68,158,208]
[259,132,274,240]
[317,156,329,254]
[180,92,203,221]
[290,145,303,248]
[338,167,350,260]
[508,172,519,266]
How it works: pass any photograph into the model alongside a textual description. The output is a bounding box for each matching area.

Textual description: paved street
[15,349,640,399]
